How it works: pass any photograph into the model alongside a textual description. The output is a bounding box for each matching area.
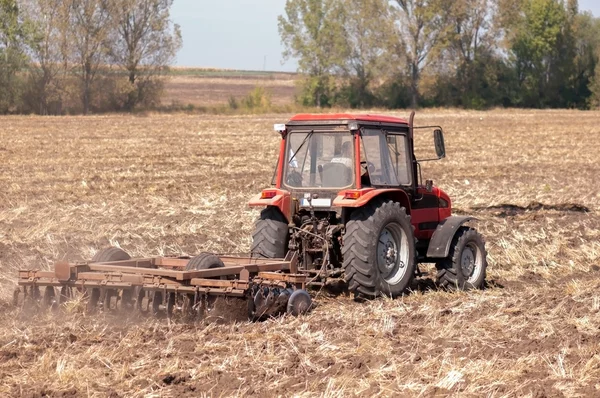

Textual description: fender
[426,216,477,258]
[248,189,292,222]
[333,188,411,213]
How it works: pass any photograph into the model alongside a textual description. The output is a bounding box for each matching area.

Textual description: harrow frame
[14,252,310,320]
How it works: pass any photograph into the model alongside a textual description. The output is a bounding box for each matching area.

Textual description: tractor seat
[321,162,352,187]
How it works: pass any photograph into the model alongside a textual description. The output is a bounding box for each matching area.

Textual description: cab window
[361,129,399,186]
[360,129,411,186]
[386,133,411,185]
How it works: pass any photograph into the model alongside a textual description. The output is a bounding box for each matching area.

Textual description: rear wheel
[186,253,228,282]
[250,206,289,258]
[91,247,131,263]
[185,253,225,271]
[342,199,416,297]
[89,247,131,312]
[436,227,487,290]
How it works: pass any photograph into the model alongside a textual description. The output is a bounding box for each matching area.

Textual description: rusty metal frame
[16,253,305,299]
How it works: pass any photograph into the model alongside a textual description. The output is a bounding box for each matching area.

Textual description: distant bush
[241,86,272,110]
[228,96,239,110]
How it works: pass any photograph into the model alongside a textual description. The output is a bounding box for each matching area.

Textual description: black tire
[342,199,416,297]
[90,247,131,312]
[250,206,289,259]
[185,253,225,271]
[91,247,131,263]
[436,227,487,290]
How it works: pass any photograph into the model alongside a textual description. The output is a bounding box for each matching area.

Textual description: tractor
[14,112,488,320]
[249,112,487,297]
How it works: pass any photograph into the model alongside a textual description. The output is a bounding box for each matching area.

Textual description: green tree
[108,0,182,110]
[278,0,345,107]
[504,0,569,107]
[391,0,448,108]
[591,60,600,108]
[69,0,113,114]
[441,0,503,107]
[334,0,395,107]
[569,9,600,108]
[0,0,31,113]
[21,0,70,114]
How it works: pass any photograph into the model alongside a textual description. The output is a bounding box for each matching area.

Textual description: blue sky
[171,0,297,71]
[171,0,600,72]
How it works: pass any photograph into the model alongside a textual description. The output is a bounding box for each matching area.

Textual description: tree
[334,0,395,107]
[278,0,345,107]
[569,9,600,108]
[591,59,600,108]
[21,0,70,114]
[0,0,31,113]
[504,0,568,107]
[68,0,113,114]
[443,0,499,107]
[108,0,181,110]
[391,0,448,108]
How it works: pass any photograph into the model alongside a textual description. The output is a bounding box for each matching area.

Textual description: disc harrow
[14,250,311,321]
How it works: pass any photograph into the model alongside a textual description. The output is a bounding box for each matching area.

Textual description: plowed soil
[1,109,600,397]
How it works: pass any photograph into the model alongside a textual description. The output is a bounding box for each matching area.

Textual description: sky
[171,0,297,72]
[171,0,600,72]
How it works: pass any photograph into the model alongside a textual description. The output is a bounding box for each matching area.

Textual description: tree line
[0,0,181,115]
[279,0,600,109]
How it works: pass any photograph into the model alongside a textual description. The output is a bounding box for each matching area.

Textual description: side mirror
[434,129,445,159]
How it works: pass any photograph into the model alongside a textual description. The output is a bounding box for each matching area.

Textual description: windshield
[284,131,354,188]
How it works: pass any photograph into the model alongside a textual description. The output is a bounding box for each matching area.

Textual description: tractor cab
[282,124,415,191]
[261,114,446,216]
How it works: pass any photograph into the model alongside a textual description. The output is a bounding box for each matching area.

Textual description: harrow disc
[59,286,73,304]
[120,290,134,310]
[42,287,57,309]
[287,289,312,316]
[136,289,150,314]
[152,291,162,316]
[103,290,117,311]
[249,287,311,321]
[86,288,101,313]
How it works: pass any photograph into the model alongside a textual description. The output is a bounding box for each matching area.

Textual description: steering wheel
[360,161,375,174]
[286,171,303,187]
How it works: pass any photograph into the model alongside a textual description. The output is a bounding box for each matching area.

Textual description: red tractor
[249,112,487,297]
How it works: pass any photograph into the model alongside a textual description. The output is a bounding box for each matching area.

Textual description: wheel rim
[377,223,409,285]
[461,242,483,283]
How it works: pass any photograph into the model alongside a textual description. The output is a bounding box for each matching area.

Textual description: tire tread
[436,227,487,290]
[250,207,289,258]
[342,199,416,297]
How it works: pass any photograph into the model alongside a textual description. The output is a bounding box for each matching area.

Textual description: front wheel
[436,227,487,290]
[342,199,416,297]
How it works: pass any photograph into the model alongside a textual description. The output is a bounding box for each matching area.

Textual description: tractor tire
[185,253,225,271]
[91,247,131,263]
[342,199,416,298]
[250,206,288,259]
[89,247,131,312]
[436,227,487,290]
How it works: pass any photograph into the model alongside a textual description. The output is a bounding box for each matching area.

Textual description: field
[162,71,298,107]
[1,109,600,397]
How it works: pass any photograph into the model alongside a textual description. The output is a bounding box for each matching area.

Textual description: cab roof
[288,113,409,125]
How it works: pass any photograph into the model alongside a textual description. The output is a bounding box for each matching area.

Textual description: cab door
[385,132,440,240]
